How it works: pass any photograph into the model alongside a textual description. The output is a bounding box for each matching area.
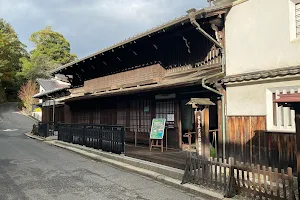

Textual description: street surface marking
[10,159,36,165]
[1,129,18,132]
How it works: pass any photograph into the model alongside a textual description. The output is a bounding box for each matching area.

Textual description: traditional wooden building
[34,4,233,160]
[33,77,70,123]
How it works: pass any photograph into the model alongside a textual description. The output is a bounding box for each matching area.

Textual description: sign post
[149,118,166,152]
[195,110,202,155]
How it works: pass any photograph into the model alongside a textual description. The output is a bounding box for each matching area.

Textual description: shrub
[18,80,38,114]
[33,107,41,112]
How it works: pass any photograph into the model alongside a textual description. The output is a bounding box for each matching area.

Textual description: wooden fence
[37,122,58,137]
[57,123,125,154]
[182,152,297,199]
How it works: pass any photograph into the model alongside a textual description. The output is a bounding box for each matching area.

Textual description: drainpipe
[187,9,226,159]
[202,49,226,160]
[53,98,55,124]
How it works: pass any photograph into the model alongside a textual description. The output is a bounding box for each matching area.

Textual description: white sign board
[167,114,174,122]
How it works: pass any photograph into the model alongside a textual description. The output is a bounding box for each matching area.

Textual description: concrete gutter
[25,133,228,200]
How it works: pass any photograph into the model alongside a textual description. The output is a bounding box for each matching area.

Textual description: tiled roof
[34,79,70,98]
[223,65,300,83]
[186,98,215,106]
[36,78,68,91]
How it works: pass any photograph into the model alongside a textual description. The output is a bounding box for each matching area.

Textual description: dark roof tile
[223,65,300,83]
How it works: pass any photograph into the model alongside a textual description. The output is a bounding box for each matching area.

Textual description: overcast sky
[0,0,207,58]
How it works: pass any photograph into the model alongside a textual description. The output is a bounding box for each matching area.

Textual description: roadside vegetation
[0,18,77,111]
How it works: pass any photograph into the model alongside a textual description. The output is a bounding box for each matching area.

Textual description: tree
[30,26,77,65]
[18,26,77,80]
[19,55,60,80]
[0,19,27,101]
[18,80,38,113]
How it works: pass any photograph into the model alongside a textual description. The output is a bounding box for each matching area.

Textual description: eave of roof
[274,93,300,103]
[50,3,232,75]
[186,98,215,106]
[62,65,222,102]
[33,86,70,99]
[223,65,300,84]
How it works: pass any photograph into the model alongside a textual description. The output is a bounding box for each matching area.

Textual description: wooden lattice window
[139,100,151,132]
[129,100,151,132]
[155,101,175,125]
[271,88,297,130]
[296,3,300,37]
[117,102,127,126]
[73,110,89,124]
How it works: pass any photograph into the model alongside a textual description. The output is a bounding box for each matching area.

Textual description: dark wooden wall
[66,96,181,149]
[227,116,296,172]
[42,105,65,123]
[42,107,50,122]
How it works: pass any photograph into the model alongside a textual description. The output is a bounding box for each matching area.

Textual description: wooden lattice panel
[84,64,166,93]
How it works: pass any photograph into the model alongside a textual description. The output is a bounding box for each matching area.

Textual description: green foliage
[0,19,27,101]
[30,26,77,65]
[210,143,216,158]
[0,84,7,103]
[19,54,60,80]
[0,21,77,100]
[18,26,77,80]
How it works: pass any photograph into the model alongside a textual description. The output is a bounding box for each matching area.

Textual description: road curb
[24,133,225,199]
[19,112,39,122]
[24,132,45,141]
[45,140,225,200]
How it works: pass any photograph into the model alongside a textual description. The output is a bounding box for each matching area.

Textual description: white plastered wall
[225,0,300,76]
[226,77,300,132]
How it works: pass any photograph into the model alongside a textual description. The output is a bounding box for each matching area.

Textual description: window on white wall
[267,86,300,132]
[291,0,300,39]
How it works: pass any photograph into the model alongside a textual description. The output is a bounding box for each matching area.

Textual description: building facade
[44,5,232,157]
[224,0,300,170]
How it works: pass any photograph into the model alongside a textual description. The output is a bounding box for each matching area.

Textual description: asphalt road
[0,103,202,200]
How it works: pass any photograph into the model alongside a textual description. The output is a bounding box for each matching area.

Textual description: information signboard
[150,118,166,139]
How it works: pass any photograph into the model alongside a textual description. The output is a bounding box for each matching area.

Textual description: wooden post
[150,139,163,152]
[203,106,210,159]
[52,99,55,124]
[195,106,210,160]
[295,105,300,198]
[166,128,168,151]
[176,100,182,149]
